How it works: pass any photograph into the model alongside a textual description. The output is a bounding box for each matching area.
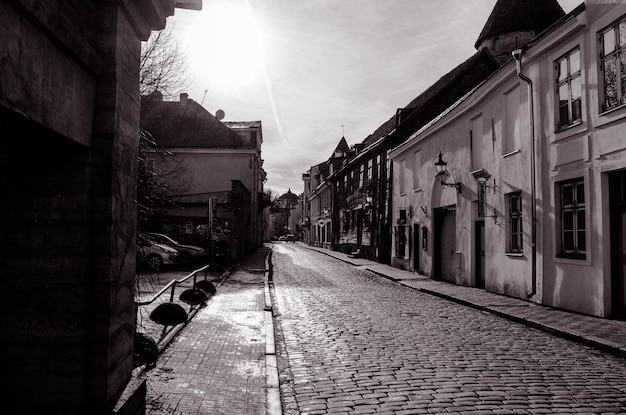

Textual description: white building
[389,1,626,319]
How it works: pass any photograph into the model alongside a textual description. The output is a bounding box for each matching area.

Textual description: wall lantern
[471,168,497,222]
[434,150,461,193]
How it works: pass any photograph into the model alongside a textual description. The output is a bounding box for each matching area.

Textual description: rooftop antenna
[341,124,345,137]
[200,89,208,106]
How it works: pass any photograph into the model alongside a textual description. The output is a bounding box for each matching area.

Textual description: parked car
[278,236,287,241]
[147,232,209,265]
[136,233,179,271]
[285,234,296,242]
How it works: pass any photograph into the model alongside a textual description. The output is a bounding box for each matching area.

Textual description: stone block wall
[0,0,180,413]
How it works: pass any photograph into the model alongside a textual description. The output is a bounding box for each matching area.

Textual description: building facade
[140,93,266,261]
[390,1,626,319]
[328,49,501,264]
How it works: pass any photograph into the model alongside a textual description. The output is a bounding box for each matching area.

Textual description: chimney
[180,93,188,105]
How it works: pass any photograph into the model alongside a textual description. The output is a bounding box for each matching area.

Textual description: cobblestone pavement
[142,249,270,415]
[271,243,626,414]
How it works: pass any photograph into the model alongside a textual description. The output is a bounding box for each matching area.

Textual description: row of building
[301,0,626,320]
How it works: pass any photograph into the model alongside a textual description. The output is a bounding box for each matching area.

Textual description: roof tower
[475,0,565,64]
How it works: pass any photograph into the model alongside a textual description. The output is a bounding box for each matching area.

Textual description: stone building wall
[0,0,183,413]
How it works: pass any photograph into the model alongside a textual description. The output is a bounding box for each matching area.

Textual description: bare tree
[137,24,193,233]
[137,129,192,230]
[140,25,191,99]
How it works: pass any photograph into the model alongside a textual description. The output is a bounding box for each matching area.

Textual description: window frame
[555,47,582,130]
[412,150,421,191]
[557,178,586,259]
[359,163,365,189]
[599,17,626,112]
[507,192,523,254]
[399,158,406,195]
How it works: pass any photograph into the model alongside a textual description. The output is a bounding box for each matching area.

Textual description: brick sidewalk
[140,247,272,415]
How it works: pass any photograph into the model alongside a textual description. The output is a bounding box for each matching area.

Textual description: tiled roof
[140,94,247,148]
[362,48,500,149]
[475,0,565,49]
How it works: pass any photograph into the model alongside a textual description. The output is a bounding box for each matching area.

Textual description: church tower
[475,0,566,64]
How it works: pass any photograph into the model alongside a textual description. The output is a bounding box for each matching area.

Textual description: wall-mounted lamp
[472,168,496,193]
[434,150,461,193]
[471,168,497,222]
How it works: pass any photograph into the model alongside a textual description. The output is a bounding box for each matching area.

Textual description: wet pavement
[136,248,275,415]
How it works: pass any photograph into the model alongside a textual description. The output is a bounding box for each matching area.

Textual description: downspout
[512,48,538,299]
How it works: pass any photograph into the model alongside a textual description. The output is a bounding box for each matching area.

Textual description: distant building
[272,189,300,238]
[302,137,349,248]
[328,48,500,263]
[140,92,267,261]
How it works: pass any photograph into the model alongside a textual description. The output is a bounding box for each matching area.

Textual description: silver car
[137,234,179,271]
[147,232,209,265]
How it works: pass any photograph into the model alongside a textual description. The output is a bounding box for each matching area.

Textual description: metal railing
[136,264,215,307]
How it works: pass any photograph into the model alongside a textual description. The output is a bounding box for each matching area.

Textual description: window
[559,179,586,257]
[413,151,421,191]
[366,159,372,186]
[508,192,523,253]
[599,18,626,111]
[399,209,407,224]
[503,86,521,154]
[349,170,355,193]
[555,48,582,128]
[359,163,365,189]
[399,159,406,194]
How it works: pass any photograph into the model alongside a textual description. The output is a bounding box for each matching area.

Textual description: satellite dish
[215,109,225,120]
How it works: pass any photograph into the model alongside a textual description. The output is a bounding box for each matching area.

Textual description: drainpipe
[512,48,537,299]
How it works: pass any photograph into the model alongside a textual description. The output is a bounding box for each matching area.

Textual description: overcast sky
[167,0,582,197]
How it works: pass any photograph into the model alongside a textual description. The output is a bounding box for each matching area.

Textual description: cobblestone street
[271,244,626,414]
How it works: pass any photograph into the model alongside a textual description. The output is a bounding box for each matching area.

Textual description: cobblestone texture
[271,243,626,414]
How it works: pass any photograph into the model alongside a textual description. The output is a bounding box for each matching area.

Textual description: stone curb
[265,248,283,415]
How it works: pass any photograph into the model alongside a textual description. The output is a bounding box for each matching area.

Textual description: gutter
[512,48,537,299]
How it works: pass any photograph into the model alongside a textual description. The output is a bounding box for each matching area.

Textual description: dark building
[0,1,201,413]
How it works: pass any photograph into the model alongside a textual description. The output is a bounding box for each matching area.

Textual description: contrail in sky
[244,0,287,148]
